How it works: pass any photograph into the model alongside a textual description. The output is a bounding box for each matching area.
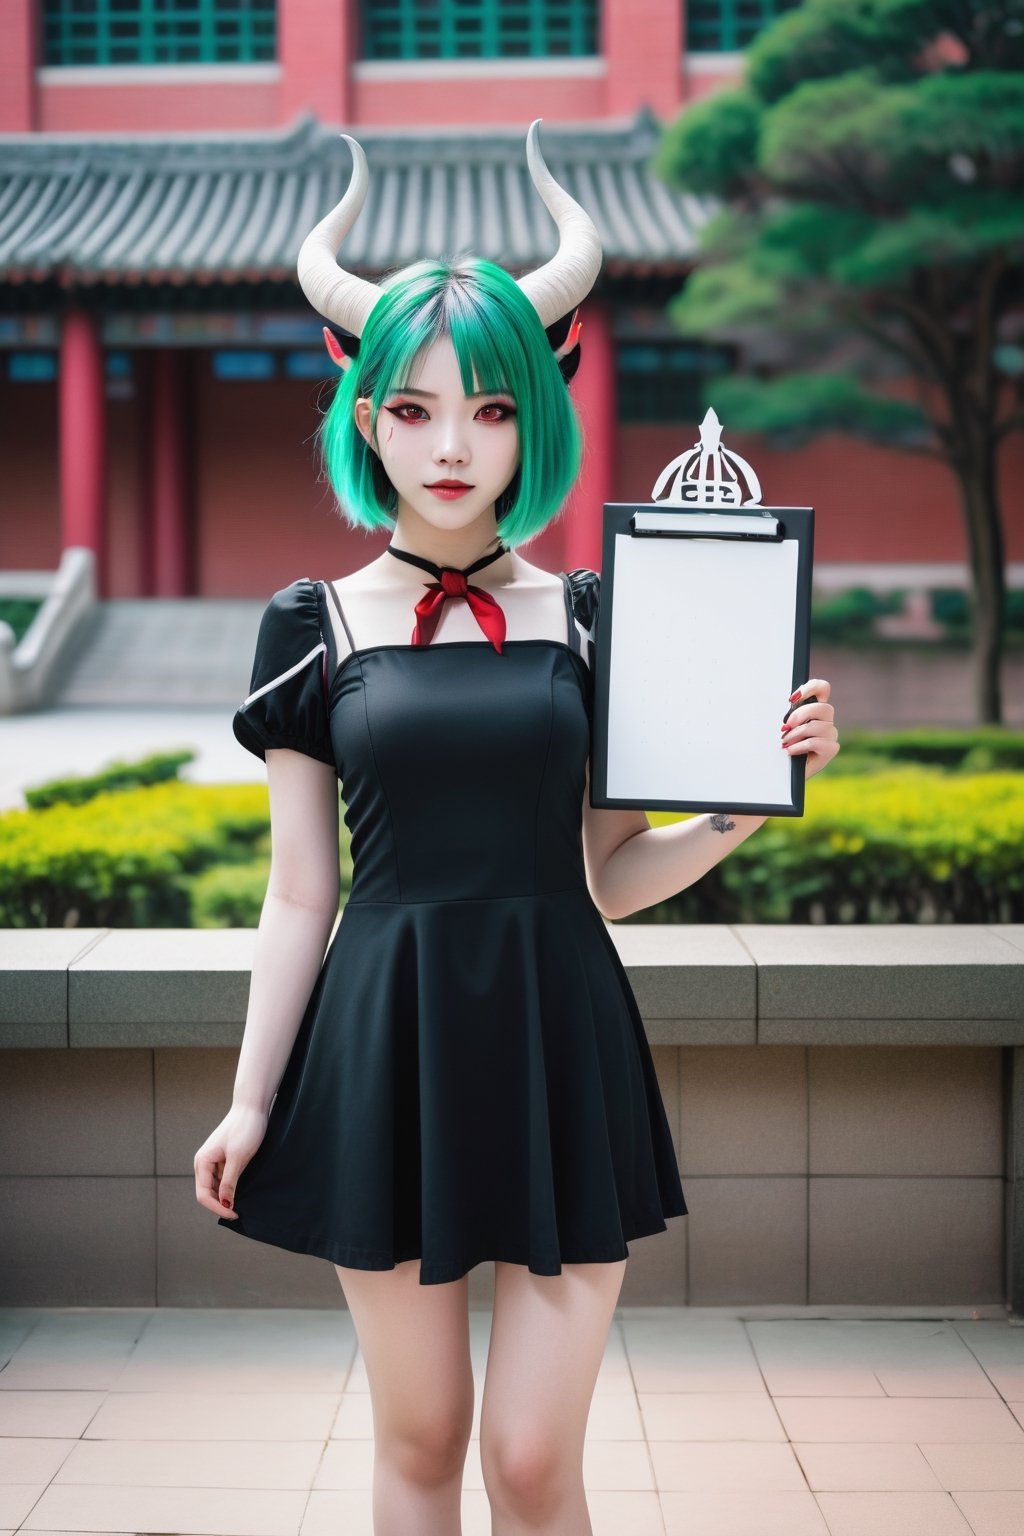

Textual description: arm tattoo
[709,813,737,833]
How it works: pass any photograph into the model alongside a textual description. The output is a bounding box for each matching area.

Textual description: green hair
[316,256,582,546]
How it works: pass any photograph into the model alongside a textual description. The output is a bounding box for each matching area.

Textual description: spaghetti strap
[324,579,358,655]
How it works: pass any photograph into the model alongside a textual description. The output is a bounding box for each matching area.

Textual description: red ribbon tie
[412,570,506,652]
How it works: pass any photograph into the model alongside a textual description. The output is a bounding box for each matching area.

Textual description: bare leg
[479,1258,627,1536]
[335,1260,474,1536]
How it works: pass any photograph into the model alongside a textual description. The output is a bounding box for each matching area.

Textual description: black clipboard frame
[590,503,816,817]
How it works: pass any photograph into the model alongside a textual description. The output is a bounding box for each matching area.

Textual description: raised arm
[581,759,767,922]
[582,678,839,922]
[583,781,766,923]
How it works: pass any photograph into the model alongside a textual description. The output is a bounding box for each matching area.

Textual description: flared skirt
[219,887,687,1284]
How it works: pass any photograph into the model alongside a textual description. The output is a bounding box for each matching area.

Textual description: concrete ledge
[735,924,1024,1027]
[0,928,108,1045]
[2,925,1022,1310]
[611,925,756,1040]
[1,925,1021,1049]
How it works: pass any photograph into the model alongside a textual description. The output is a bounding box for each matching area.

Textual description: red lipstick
[426,478,474,500]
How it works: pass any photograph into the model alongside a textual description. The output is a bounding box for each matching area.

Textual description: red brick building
[1,0,1017,597]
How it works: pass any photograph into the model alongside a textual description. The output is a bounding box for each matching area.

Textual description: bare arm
[230,747,342,1114]
[195,747,341,1219]
[581,677,839,921]
[581,760,766,922]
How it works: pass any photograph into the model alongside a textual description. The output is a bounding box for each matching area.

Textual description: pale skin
[195,333,841,1534]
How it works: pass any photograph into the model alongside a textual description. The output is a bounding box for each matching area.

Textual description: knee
[481,1433,574,1523]
[383,1414,470,1488]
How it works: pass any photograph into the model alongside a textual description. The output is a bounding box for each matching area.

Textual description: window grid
[360,0,597,61]
[686,0,802,53]
[616,339,733,425]
[41,1,277,67]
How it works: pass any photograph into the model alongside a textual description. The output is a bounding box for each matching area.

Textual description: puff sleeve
[232,579,335,766]
[566,567,600,674]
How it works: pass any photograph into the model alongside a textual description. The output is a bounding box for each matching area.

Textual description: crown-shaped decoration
[650,408,762,507]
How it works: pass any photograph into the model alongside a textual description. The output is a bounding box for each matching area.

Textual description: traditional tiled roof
[0,108,711,287]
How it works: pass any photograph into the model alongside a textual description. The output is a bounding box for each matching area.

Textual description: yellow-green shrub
[0,782,271,927]
[189,857,274,928]
[2,763,1020,928]
[639,767,1023,924]
[25,749,196,809]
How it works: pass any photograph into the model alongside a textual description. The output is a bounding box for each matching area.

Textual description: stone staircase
[49,599,263,707]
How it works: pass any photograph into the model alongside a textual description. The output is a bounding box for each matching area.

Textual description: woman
[194,121,840,1535]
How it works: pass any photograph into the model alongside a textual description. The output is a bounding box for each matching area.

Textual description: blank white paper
[605,529,800,807]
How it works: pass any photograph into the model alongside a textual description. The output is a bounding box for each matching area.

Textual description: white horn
[516,118,603,330]
[296,134,383,337]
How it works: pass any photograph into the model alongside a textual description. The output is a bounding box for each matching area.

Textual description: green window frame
[41,1,277,67]
[616,338,733,425]
[359,0,598,61]
[686,0,802,53]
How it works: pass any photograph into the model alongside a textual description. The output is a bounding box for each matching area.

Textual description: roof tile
[0,109,711,284]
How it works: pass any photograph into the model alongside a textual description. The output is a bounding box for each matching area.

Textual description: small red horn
[553,309,583,360]
[323,326,349,369]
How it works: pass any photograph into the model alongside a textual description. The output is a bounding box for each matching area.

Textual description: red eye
[384,400,515,423]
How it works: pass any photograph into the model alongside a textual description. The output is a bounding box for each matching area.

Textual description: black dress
[219,570,687,1284]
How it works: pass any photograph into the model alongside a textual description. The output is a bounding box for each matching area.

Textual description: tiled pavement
[1,1305,1024,1535]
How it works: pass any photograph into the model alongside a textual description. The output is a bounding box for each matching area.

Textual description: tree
[653,0,1024,723]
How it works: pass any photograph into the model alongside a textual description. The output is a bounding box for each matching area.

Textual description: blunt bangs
[315,257,582,546]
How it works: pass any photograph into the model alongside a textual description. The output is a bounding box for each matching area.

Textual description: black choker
[386,544,508,582]
[386,543,509,651]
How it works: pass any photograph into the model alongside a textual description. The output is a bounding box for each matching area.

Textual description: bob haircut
[317,256,583,547]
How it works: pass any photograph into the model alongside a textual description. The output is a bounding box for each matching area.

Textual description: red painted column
[59,309,108,595]
[603,0,683,119]
[0,0,36,132]
[150,349,192,597]
[563,298,616,575]
[278,0,354,125]
[135,352,155,597]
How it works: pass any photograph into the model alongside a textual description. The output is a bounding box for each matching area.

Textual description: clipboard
[589,410,815,818]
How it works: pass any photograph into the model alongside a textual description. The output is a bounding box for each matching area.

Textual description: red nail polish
[789,690,801,702]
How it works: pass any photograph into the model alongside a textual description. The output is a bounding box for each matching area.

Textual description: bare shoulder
[326,565,380,596]
[507,553,564,592]
[323,548,568,650]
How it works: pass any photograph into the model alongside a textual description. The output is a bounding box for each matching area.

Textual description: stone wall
[2,925,1021,1312]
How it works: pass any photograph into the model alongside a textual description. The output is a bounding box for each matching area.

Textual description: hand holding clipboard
[589,410,841,815]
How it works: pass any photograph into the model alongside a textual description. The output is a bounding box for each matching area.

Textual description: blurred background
[1,0,1022,926]
[2,0,1024,1363]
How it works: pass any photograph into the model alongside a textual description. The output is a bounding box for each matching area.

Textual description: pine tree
[654,0,1024,723]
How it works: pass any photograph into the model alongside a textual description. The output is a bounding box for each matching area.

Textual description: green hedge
[189,857,280,928]
[932,588,1024,642]
[810,587,905,644]
[0,782,275,928]
[833,726,1024,772]
[641,766,1022,925]
[26,750,197,809]
[1,742,1020,927]
[809,588,1024,647]
[0,779,355,929]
